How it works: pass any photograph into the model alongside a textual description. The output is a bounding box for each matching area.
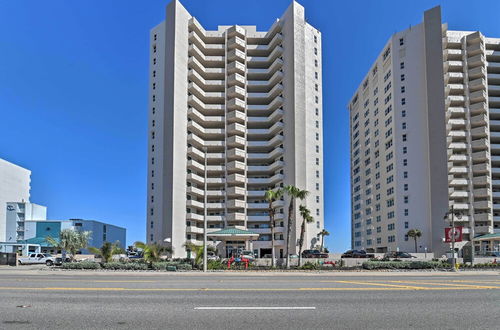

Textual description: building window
[403,159,408,166]
[400,62,405,69]
[153,70,156,77]
[316,209,320,216]
[401,74,405,81]
[315,108,319,116]
[402,110,406,117]
[316,158,319,165]
[403,171,408,178]
[150,208,154,216]
[377,237,382,244]
[399,38,404,46]
[402,134,407,142]
[404,183,408,191]
[315,72,318,79]
[314,35,317,43]
[401,98,406,105]
[152,107,156,114]
[316,196,320,203]
[316,183,320,190]
[401,86,405,93]
[150,234,154,241]
[314,47,317,55]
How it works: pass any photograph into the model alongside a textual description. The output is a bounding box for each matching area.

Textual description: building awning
[18,237,58,247]
[473,233,500,241]
[207,227,259,240]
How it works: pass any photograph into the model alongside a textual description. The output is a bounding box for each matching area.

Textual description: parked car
[207,251,219,261]
[341,250,374,258]
[384,251,416,259]
[301,250,328,258]
[18,253,57,266]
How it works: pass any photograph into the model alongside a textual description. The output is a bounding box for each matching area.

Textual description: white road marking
[194,307,316,310]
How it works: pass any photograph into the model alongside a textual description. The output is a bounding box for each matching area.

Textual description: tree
[134,241,172,263]
[283,185,309,268]
[265,188,283,268]
[46,229,92,262]
[318,229,330,253]
[183,242,215,267]
[88,241,125,263]
[407,229,422,253]
[298,205,314,267]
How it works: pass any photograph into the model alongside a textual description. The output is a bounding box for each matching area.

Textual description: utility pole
[451,205,456,272]
[203,147,208,272]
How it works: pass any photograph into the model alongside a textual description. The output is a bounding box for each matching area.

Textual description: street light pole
[451,205,456,272]
[203,147,208,272]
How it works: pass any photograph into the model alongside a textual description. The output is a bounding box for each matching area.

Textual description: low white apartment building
[349,6,500,257]
[147,0,324,258]
[0,158,31,242]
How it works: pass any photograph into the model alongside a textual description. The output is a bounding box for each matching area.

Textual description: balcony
[467,42,485,56]
[187,121,224,137]
[226,148,246,160]
[471,138,489,150]
[449,178,468,186]
[248,109,284,124]
[472,150,489,162]
[227,160,245,173]
[227,123,246,136]
[472,163,491,174]
[247,135,284,149]
[188,82,224,102]
[187,107,224,124]
[186,213,204,221]
[247,59,283,80]
[448,142,467,150]
[227,110,246,124]
[227,135,245,148]
[247,46,283,68]
[227,186,245,197]
[227,48,246,63]
[475,225,493,234]
[247,147,284,161]
[227,73,245,87]
[474,200,492,209]
[247,83,283,102]
[247,122,284,137]
[227,36,245,50]
[470,102,487,115]
[186,199,204,209]
[186,226,204,234]
[447,107,466,118]
[227,98,245,111]
[449,166,468,174]
[226,25,246,39]
[469,90,487,103]
[226,199,246,209]
[467,54,486,68]
[226,212,246,221]
[247,173,284,185]
[188,57,225,79]
[473,175,490,186]
[471,114,488,127]
[468,66,486,79]
[468,78,487,91]
[470,126,488,139]
[444,61,463,72]
[227,173,245,184]
[247,96,283,115]
[188,95,224,114]
[227,61,245,75]
[473,188,491,197]
[227,85,246,99]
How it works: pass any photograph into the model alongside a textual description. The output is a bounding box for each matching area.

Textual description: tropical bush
[299,262,320,270]
[362,261,446,270]
[207,260,226,270]
[151,261,192,271]
[62,261,100,270]
[88,242,125,263]
[101,262,148,270]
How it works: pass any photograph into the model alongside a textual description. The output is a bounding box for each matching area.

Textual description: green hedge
[460,262,500,269]
[362,261,446,270]
[62,261,101,270]
[101,262,148,270]
[152,262,192,271]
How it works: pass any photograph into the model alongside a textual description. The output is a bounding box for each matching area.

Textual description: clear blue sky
[1,0,499,251]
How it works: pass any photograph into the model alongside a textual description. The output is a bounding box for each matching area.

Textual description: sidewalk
[0,266,498,277]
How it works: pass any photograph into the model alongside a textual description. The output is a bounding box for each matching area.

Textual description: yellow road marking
[329,280,428,290]
[386,280,499,289]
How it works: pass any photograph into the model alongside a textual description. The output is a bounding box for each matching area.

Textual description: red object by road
[445,226,463,243]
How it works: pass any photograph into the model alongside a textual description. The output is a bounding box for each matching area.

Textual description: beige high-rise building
[348,6,500,257]
[147,0,324,258]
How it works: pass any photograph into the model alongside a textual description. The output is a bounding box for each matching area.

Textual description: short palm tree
[283,185,309,268]
[88,241,125,263]
[407,229,422,253]
[134,241,171,264]
[298,205,314,267]
[265,188,283,268]
[318,229,330,253]
[46,229,92,262]
[183,242,215,267]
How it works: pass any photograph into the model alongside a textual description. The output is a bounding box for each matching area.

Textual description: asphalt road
[0,270,499,329]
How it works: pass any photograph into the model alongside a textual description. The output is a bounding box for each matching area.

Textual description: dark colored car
[301,250,328,258]
[384,251,416,259]
[341,250,375,258]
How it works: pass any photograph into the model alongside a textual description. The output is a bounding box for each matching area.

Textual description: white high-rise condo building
[0,158,31,242]
[147,0,324,258]
[349,6,500,257]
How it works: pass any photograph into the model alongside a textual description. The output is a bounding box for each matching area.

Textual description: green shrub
[101,262,148,270]
[362,261,445,270]
[207,260,226,270]
[62,261,100,270]
[151,261,192,271]
[300,262,319,270]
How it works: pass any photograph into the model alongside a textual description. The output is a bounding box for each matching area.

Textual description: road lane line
[324,280,429,290]
[386,280,499,289]
[194,307,316,310]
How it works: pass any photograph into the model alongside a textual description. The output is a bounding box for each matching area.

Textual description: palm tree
[318,229,330,253]
[283,185,309,268]
[46,229,92,262]
[265,188,283,268]
[183,242,215,267]
[88,241,125,263]
[134,241,172,264]
[407,229,422,253]
[298,205,314,267]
